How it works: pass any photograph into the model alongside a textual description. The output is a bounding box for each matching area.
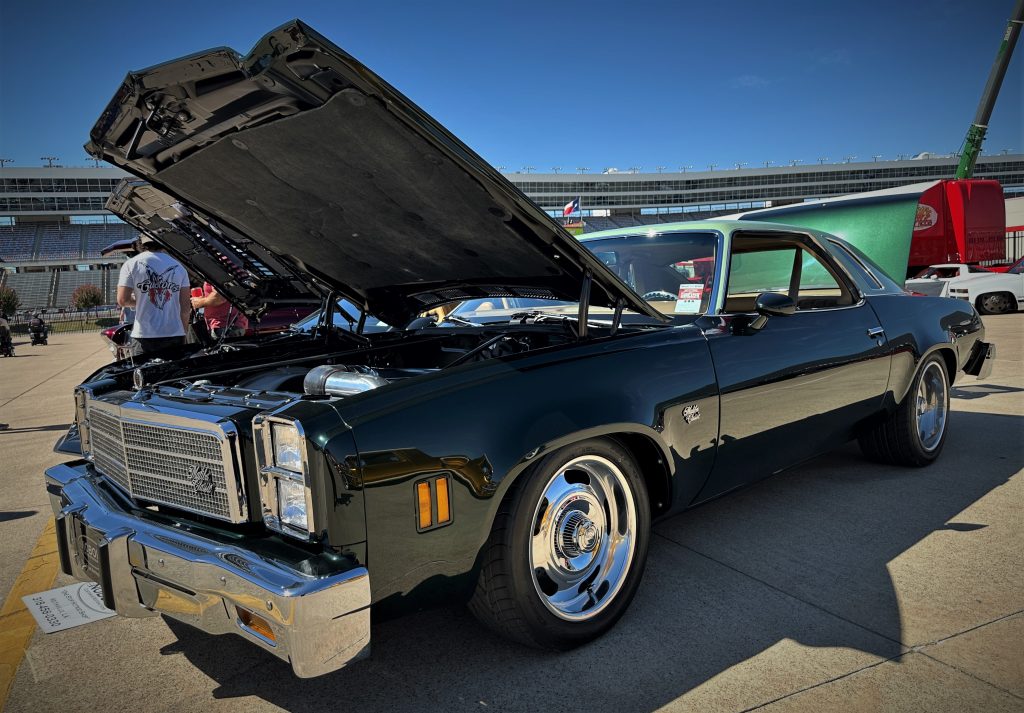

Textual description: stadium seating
[0,224,39,261]
[37,224,82,260]
[84,223,137,256]
[4,271,53,309]
[55,270,105,307]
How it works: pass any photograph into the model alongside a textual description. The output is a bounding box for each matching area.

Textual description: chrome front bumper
[45,462,370,678]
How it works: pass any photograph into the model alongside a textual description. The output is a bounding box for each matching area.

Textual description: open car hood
[85,20,661,326]
[105,179,323,318]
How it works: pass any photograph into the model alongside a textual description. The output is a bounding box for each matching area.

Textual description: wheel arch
[493,425,675,524]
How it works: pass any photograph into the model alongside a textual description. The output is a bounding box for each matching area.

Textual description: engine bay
[112,326,579,405]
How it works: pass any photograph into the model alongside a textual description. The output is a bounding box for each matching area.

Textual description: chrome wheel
[915,361,948,452]
[529,455,637,621]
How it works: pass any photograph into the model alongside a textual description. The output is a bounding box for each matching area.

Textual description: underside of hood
[85,20,661,326]
[105,179,323,317]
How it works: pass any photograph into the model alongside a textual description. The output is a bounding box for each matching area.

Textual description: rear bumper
[45,462,370,678]
[963,340,995,380]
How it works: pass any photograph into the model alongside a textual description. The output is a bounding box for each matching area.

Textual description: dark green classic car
[47,21,993,677]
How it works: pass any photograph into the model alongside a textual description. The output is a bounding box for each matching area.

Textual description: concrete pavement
[0,318,1021,712]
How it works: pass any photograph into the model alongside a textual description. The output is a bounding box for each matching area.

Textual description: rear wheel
[858,353,950,467]
[977,292,1016,315]
[469,438,650,649]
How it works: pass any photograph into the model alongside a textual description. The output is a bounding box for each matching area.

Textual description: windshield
[292,300,390,332]
[588,232,718,315]
[440,231,719,323]
[1009,257,1023,275]
[914,266,960,279]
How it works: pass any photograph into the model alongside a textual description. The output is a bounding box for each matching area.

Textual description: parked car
[947,259,1024,314]
[47,20,994,679]
[904,263,994,297]
[986,255,1024,274]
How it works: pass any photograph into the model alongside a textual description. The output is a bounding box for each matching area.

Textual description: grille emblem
[187,464,216,494]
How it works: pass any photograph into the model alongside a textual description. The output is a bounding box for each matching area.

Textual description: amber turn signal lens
[417,481,432,529]
[435,477,450,524]
[237,607,276,642]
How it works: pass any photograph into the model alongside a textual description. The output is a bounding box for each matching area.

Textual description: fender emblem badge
[682,404,700,424]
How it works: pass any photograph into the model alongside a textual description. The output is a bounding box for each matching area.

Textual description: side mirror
[755,292,796,317]
[744,292,796,331]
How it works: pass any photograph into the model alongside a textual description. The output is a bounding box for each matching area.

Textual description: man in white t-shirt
[117,234,191,356]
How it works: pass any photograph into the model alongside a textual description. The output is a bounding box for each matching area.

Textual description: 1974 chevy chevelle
[47,20,994,677]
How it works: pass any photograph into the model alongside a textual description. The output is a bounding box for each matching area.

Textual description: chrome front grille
[84,399,247,523]
[88,407,130,492]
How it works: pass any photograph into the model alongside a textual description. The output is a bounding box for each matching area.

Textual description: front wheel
[468,438,650,649]
[977,292,1016,315]
[858,353,950,467]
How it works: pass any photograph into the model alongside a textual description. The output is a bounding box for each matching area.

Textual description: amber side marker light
[416,475,452,531]
[237,606,277,644]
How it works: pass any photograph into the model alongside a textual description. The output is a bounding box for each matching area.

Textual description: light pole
[817,157,829,164]
[734,162,747,170]
[85,156,103,168]
[708,163,718,171]
[628,166,641,174]
[656,166,666,173]
[551,166,561,173]
[576,167,589,174]
[0,158,12,168]
[41,156,59,167]
[872,155,883,162]
[496,165,507,172]
[679,165,693,173]
[789,159,802,167]
[522,166,535,174]
[764,160,774,168]
[843,155,856,163]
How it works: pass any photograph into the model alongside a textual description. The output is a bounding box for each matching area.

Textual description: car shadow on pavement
[0,423,71,435]
[159,411,1022,712]
[951,383,1024,400]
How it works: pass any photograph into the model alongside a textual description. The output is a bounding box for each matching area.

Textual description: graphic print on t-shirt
[137,266,181,309]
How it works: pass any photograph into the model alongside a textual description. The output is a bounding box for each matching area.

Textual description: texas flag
[562,197,581,216]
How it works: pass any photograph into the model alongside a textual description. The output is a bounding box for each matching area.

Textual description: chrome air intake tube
[303,365,390,397]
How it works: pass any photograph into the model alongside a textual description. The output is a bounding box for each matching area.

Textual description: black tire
[468,438,650,650]
[976,292,1016,315]
[858,353,950,467]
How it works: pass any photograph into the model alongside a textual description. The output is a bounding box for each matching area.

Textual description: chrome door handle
[867,327,885,339]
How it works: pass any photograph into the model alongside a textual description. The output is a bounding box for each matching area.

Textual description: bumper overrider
[45,462,370,678]
[963,340,996,380]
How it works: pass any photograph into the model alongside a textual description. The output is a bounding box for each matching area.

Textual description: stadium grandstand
[1,155,1022,310]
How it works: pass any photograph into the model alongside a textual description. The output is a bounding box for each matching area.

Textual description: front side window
[725,234,853,312]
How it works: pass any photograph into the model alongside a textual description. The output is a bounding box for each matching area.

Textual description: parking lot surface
[0,318,1021,712]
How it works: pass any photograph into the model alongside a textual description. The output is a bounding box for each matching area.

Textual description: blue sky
[0,0,1020,171]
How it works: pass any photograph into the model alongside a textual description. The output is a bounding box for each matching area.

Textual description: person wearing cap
[116,234,190,356]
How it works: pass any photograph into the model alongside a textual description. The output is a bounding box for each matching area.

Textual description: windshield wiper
[442,314,478,327]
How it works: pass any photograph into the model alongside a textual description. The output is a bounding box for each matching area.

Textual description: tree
[0,285,19,317]
[71,284,104,310]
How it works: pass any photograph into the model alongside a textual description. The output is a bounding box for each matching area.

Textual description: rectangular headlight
[277,477,309,530]
[254,415,316,541]
[272,422,304,473]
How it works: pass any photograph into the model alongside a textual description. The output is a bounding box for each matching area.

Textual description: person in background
[29,312,47,338]
[0,313,11,351]
[116,234,190,356]
[190,281,248,339]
